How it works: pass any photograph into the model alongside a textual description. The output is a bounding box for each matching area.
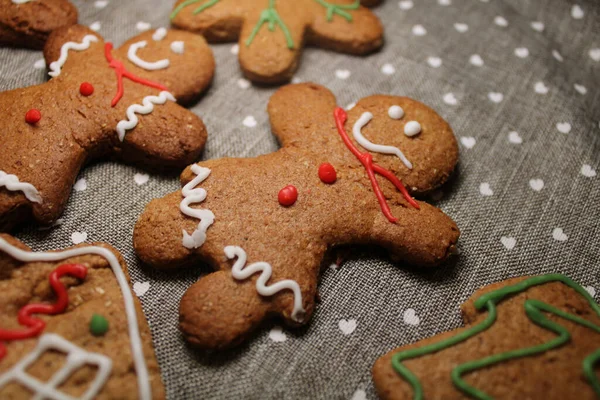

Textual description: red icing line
[25,109,41,124]
[104,43,169,107]
[0,263,87,360]
[318,163,337,184]
[278,185,298,207]
[333,107,419,223]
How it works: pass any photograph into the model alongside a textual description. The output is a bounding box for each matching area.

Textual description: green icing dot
[89,314,109,336]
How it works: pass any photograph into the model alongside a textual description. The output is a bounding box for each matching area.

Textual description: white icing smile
[127,40,170,71]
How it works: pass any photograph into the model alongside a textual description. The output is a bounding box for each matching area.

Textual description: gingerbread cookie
[0,0,78,49]
[0,234,165,399]
[373,274,600,399]
[134,83,459,349]
[170,0,384,83]
[0,24,215,231]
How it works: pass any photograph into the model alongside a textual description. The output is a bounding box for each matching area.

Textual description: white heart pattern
[461,136,476,149]
[581,164,596,178]
[443,92,458,106]
[230,44,239,55]
[71,231,88,245]
[134,173,149,185]
[574,84,587,95]
[243,115,257,128]
[237,78,250,89]
[351,390,367,400]
[556,122,571,134]
[552,228,568,242]
[534,81,549,94]
[529,179,544,192]
[338,319,357,335]
[403,309,420,326]
[479,182,493,196]
[34,59,46,69]
[501,236,516,250]
[90,21,101,32]
[73,178,87,192]
[494,16,508,27]
[381,63,395,75]
[136,21,151,32]
[531,21,545,32]
[552,50,564,62]
[412,25,427,36]
[268,326,287,342]
[585,286,596,298]
[133,281,150,297]
[398,0,413,10]
[514,47,529,58]
[438,0,451,5]
[488,92,503,103]
[469,54,484,67]
[427,57,442,68]
[571,4,584,19]
[590,48,600,62]
[454,23,468,33]
[335,69,351,80]
[94,0,108,8]
[508,131,522,144]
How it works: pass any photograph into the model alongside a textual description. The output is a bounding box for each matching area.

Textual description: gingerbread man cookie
[0,24,215,231]
[170,0,384,83]
[0,0,78,49]
[0,234,165,399]
[373,274,600,400]
[134,83,460,349]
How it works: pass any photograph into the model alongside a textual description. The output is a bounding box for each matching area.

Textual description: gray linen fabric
[1,0,599,398]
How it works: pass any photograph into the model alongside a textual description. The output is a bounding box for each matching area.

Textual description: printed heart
[552,50,564,62]
[460,137,476,149]
[438,0,451,5]
[514,48,529,58]
[494,16,508,27]
[237,78,250,89]
[552,228,568,242]
[534,81,549,94]
[71,231,87,245]
[581,164,596,178]
[590,48,600,62]
[94,0,108,8]
[73,178,87,192]
[133,281,150,297]
[574,84,587,95]
[454,23,468,32]
[351,390,367,400]
[381,63,395,75]
[412,25,427,36]
[243,115,257,128]
[479,182,493,196]
[556,122,571,134]
[531,21,544,32]
[338,319,357,335]
[508,131,522,144]
[443,92,458,106]
[403,308,420,326]
[571,5,584,19]
[488,92,503,103]
[136,21,151,32]
[335,69,351,80]
[134,173,149,185]
[427,57,442,68]
[34,59,46,69]
[585,286,596,298]
[268,326,287,342]
[501,236,516,250]
[90,21,101,32]
[398,0,413,10]
[469,54,484,67]
[230,44,239,55]
[529,179,544,192]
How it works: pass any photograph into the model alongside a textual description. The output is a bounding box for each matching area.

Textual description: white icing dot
[170,41,185,54]
[388,105,404,120]
[152,27,167,41]
[404,121,421,137]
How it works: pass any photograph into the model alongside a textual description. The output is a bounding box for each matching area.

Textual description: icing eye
[170,41,185,54]
[388,105,404,120]
[404,121,422,137]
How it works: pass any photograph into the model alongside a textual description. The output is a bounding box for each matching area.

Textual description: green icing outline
[246,0,294,49]
[170,0,221,20]
[313,0,360,22]
[391,274,600,400]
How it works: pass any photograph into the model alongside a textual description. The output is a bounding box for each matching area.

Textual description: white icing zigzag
[48,35,99,78]
[225,246,305,322]
[0,238,152,400]
[0,170,42,203]
[0,333,112,400]
[180,164,215,249]
[116,91,176,142]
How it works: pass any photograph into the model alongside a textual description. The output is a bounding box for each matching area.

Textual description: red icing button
[278,185,298,207]
[318,163,337,184]
[25,109,41,124]
[79,82,94,96]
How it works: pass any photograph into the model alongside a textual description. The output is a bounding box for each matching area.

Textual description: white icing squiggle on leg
[0,170,42,203]
[180,165,215,249]
[48,35,99,77]
[353,112,413,169]
[0,333,112,400]
[0,238,151,400]
[224,246,305,323]
[127,41,170,70]
[116,91,176,141]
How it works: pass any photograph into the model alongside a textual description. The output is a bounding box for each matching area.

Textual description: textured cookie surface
[373,275,600,400]
[134,83,459,350]
[0,24,214,231]
[0,0,78,49]
[171,0,384,83]
[0,234,165,399]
